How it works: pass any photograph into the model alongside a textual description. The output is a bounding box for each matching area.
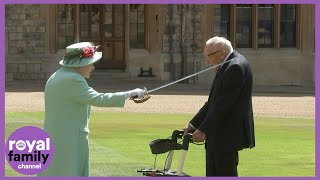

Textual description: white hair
[206,36,233,54]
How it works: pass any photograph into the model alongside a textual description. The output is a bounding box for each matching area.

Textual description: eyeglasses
[203,50,221,59]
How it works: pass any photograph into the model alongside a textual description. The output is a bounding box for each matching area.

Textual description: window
[258,5,274,47]
[213,5,230,39]
[79,5,101,39]
[113,5,124,38]
[213,4,298,49]
[236,5,252,48]
[103,5,113,38]
[57,5,75,49]
[79,5,124,39]
[129,4,145,48]
[280,5,296,47]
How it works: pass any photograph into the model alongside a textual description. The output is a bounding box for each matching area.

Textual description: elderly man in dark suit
[183,36,255,177]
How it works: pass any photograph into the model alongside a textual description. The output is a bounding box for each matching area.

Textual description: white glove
[125,88,146,99]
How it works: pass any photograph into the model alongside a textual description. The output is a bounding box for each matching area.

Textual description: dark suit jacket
[190,51,255,152]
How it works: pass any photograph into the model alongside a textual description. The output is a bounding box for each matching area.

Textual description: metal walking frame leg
[137,129,194,177]
[165,150,174,170]
[176,133,192,176]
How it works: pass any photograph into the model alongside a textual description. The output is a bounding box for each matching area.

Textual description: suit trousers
[205,148,239,176]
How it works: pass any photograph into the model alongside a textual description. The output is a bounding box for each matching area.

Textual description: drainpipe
[191,5,199,84]
[180,5,188,83]
[168,5,175,81]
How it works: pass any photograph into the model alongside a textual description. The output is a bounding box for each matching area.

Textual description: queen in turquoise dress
[38,42,146,176]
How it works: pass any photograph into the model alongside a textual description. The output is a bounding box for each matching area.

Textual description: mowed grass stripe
[5,112,314,176]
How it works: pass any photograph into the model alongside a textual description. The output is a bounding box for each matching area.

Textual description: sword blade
[148,59,231,93]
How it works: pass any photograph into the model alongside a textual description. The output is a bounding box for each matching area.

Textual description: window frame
[56,4,76,49]
[212,4,299,49]
[129,4,146,49]
[279,4,297,48]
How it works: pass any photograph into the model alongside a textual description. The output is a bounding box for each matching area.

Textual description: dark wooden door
[79,4,125,69]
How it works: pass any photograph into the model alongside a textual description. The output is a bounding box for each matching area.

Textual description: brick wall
[5,5,48,81]
[162,5,203,80]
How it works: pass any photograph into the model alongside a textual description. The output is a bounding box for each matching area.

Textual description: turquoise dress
[38,67,126,176]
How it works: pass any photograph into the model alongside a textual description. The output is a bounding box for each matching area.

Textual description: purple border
[0,0,318,4]
[0,1,4,178]
[1,0,318,180]
[315,1,319,178]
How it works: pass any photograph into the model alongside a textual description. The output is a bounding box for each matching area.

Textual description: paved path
[5,80,315,119]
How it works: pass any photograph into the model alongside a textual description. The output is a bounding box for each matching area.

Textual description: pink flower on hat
[82,47,94,58]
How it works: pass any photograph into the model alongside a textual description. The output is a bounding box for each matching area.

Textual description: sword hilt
[129,87,151,103]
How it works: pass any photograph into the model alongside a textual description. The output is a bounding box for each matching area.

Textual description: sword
[130,59,232,103]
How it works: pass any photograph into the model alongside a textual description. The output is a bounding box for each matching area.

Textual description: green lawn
[5,112,315,177]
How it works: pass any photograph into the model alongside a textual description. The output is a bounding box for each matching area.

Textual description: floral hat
[59,42,102,67]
